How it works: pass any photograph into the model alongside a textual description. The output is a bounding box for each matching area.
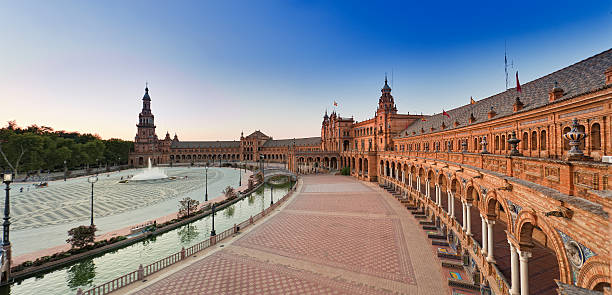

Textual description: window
[591,123,601,150]
[531,131,538,150]
[540,130,547,151]
[522,132,529,150]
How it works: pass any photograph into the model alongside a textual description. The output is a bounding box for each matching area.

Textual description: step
[448,279,480,290]
[419,220,434,225]
[414,215,426,219]
[405,206,417,210]
[428,233,446,239]
[422,225,437,230]
[432,240,449,246]
[441,260,463,269]
[400,199,411,203]
[438,252,462,260]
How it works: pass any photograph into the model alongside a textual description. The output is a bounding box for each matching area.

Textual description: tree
[66,225,97,249]
[178,197,200,218]
[223,186,237,200]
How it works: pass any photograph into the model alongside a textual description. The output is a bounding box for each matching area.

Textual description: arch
[465,184,479,202]
[590,123,601,150]
[531,131,538,150]
[576,252,610,290]
[540,130,547,151]
[522,132,529,150]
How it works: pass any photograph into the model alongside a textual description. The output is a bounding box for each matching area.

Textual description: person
[20,187,23,193]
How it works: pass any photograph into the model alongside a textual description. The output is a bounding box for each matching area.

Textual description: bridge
[257,167,297,182]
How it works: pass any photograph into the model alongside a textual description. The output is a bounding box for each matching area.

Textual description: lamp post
[238,162,241,187]
[3,172,13,247]
[205,163,209,202]
[210,203,216,236]
[88,175,98,227]
[63,160,67,181]
[270,185,273,206]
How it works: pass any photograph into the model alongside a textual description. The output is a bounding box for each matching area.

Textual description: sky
[1,1,610,141]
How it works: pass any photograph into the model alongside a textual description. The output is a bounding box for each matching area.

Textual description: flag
[333,101,338,107]
[516,71,521,93]
[443,110,450,118]
[470,96,475,104]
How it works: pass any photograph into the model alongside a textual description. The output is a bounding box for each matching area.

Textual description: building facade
[128,89,322,168]
[130,49,612,294]
[310,49,612,294]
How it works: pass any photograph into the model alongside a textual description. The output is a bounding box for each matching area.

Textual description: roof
[171,141,240,149]
[246,130,269,139]
[401,48,612,138]
[263,137,321,147]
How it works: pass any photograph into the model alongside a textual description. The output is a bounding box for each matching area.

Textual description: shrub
[341,167,350,175]
[66,225,97,249]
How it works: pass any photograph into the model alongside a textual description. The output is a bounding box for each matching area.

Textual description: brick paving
[128,175,450,294]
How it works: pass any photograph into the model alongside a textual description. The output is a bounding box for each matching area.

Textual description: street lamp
[210,203,216,236]
[205,163,209,202]
[238,163,241,187]
[2,171,13,247]
[63,160,67,182]
[270,185,273,206]
[87,175,98,227]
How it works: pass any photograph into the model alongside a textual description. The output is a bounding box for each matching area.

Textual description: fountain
[131,158,168,181]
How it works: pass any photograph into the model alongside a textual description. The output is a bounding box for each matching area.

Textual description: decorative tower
[132,85,159,166]
[377,76,397,115]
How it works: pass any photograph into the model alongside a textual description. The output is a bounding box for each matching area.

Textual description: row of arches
[296,156,338,174]
[377,157,609,294]
[338,156,369,177]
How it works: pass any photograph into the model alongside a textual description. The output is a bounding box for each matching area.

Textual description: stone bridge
[258,167,297,182]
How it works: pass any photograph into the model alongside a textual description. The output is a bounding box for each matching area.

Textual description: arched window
[522,132,529,150]
[473,137,478,151]
[578,125,586,150]
[531,131,538,150]
[540,130,547,151]
[494,135,499,150]
[562,127,571,150]
[591,123,601,150]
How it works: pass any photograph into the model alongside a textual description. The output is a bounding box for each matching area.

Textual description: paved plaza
[8,167,231,230]
[125,175,455,294]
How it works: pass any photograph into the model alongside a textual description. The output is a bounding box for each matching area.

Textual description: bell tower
[134,85,159,161]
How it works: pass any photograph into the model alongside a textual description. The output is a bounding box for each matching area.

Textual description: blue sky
[1,1,610,140]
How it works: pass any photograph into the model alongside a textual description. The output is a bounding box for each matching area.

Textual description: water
[1,181,292,295]
[131,158,168,181]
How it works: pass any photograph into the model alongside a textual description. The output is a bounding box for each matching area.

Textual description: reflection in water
[223,206,235,218]
[67,259,96,289]
[248,195,255,205]
[177,225,200,245]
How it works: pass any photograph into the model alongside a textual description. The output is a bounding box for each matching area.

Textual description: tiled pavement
[127,175,453,294]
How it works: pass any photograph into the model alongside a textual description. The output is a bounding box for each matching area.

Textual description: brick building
[310,49,612,294]
[128,88,321,168]
[129,48,612,294]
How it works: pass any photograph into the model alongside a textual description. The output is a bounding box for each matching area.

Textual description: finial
[145,82,149,92]
[385,73,388,85]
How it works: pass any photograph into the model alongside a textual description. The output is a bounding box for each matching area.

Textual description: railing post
[137,264,144,281]
[250,216,253,224]
[233,223,237,233]
[180,247,185,260]
[76,288,83,295]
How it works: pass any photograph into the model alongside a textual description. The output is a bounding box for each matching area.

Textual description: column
[486,220,496,263]
[461,201,467,230]
[481,215,488,255]
[447,191,452,212]
[408,173,412,187]
[425,180,430,198]
[417,176,421,192]
[509,241,520,295]
[519,250,531,295]
[466,203,472,235]
[450,193,455,217]
[402,171,405,184]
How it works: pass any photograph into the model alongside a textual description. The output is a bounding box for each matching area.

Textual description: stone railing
[381,151,611,204]
[77,182,299,295]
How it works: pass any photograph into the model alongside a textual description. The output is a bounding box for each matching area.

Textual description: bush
[341,167,350,175]
[66,225,97,249]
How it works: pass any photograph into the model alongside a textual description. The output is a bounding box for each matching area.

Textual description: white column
[450,193,455,217]
[509,242,520,295]
[466,203,472,235]
[461,201,467,230]
[486,220,496,263]
[519,251,531,295]
[437,185,441,206]
[447,191,452,212]
[408,173,412,187]
[481,215,488,255]
[417,176,421,192]
[402,171,405,184]
[425,180,430,198]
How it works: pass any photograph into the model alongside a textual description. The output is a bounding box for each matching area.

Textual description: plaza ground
[118,175,478,295]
